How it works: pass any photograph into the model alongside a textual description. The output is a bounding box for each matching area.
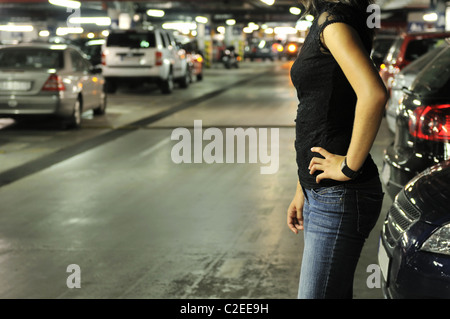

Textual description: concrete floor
[0,60,393,299]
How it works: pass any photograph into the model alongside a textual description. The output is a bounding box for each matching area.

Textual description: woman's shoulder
[317,2,366,31]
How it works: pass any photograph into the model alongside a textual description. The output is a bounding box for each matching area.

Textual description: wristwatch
[341,157,361,179]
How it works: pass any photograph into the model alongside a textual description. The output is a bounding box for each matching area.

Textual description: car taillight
[409,104,450,142]
[156,51,163,66]
[41,74,65,92]
[101,52,106,65]
[288,44,297,53]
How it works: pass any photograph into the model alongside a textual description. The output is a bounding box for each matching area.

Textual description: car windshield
[0,48,64,70]
[413,46,450,95]
[372,38,395,56]
[384,37,402,64]
[404,38,447,61]
[107,32,156,48]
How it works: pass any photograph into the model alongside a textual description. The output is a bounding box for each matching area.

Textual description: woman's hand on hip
[309,147,351,184]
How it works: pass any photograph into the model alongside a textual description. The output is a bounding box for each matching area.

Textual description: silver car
[0,43,106,128]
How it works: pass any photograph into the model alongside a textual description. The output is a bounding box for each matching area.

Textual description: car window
[70,50,89,72]
[160,31,170,48]
[413,46,450,95]
[0,48,63,69]
[384,37,402,64]
[371,37,395,58]
[107,32,156,48]
[404,38,446,61]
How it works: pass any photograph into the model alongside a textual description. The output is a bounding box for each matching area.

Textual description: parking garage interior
[0,0,449,304]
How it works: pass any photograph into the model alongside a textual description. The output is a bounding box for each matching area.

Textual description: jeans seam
[322,188,346,298]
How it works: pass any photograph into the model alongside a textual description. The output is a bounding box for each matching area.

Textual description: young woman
[287,0,388,298]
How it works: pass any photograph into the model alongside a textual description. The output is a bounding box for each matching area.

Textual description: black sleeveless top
[290,2,379,189]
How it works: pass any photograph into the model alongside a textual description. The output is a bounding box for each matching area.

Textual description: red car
[186,51,204,82]
[379,31,450,92]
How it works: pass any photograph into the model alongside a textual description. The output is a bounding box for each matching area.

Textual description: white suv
[101,29,189,94]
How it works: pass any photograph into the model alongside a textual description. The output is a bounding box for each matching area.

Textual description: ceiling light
[305,15,315,22]
[260,0,275,5]
[56,27,83,36]
[147,9,165,17]
[423,12,438,22]
[48,0,81,9]
[0,25,34,32]
[195,16,208,24]
[39,30,50,37]
[226,19,236,26]
[290,7,301,15]
[68,17,111,26]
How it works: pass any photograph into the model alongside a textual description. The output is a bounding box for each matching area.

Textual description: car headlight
[421,223,450,256]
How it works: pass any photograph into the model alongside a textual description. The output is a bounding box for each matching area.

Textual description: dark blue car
[378,160,450,298]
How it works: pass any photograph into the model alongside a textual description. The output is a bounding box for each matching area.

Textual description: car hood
[404,160,450,225]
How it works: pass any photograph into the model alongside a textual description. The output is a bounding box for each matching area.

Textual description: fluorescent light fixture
[290,7,301,15]
[243,27,253,33]
[296,20,312,31]
[0,25,34,32]
[162,22,197,35]
[248,22,259,30]
[195,16,208,24]
[56,27,83,36]
[147,9,165,17]
[39,30,50,37]
[274,26,297,35]
[260,0,275,5]
[226,19,236,26]
[305,14,315,22]
[48,0,80,9]
[423,12,438,22]
[69,17,111,26]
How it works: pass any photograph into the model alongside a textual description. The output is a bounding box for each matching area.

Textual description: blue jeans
[297,179,384,299]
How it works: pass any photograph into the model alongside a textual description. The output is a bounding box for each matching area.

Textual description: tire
[93,92,107,115]
[66,97,82,129]
[104,79,117,94]
[161,71,174,94]
[179,70,190,89]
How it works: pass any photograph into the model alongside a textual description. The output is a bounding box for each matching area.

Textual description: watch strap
[341,158,360,179]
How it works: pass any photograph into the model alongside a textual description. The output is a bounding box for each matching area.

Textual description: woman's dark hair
[299,0,375,16]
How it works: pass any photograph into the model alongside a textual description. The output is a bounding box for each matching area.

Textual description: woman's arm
[309,22,388,183]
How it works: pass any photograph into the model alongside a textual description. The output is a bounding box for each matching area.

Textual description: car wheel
[179,71,190,89]
[161,71,174,94]
[104,79,117,94]
[65,97,82,129]
[93,92,107,115]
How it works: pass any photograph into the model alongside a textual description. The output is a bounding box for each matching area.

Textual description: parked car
[81,38,105,67]
[0,43,106,128]
[245,39,278,61]
[378,159,450,299]
[370,34,396,69]
[281,41,301,60]
[382,41,450,199]
[101,29,189,94]
[386,43,447,133]
[379,31,450,92]
[181,40,204,82]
